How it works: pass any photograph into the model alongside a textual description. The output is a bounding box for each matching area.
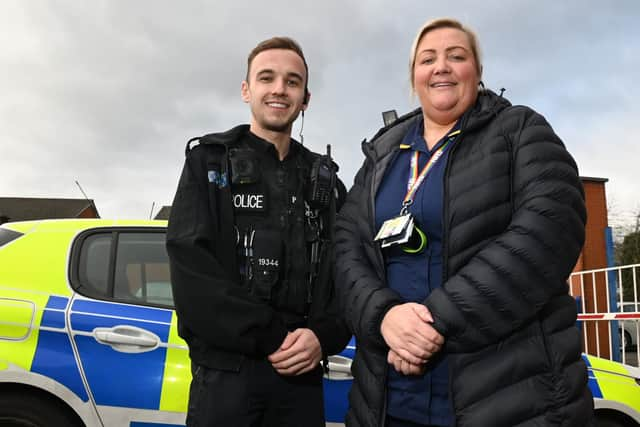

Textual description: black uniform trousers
[186,358,325,427]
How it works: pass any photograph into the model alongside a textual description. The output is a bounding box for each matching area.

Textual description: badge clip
[374,213,415,249]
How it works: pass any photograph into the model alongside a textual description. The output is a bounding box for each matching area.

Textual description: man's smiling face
[241,48,308,135]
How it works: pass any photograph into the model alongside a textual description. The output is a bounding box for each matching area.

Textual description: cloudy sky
[1,1,638,232]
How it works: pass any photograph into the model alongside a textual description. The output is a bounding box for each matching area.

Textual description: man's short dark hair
[246,36,309,91]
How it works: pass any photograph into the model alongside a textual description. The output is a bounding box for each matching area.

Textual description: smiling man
[166,37,350,427]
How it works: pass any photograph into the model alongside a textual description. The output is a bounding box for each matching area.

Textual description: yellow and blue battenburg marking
[69,299,172,409]
[584,355,604,398]
[70,300,171,409]
[1,219,189,426]
[22,294,189,420]
[583,354,640,414]
[31,296,88,401]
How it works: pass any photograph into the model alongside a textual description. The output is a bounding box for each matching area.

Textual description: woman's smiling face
[412,27,480,125]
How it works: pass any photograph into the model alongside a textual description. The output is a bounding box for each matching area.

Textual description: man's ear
[301,90,310,111]
[241,81,250,103]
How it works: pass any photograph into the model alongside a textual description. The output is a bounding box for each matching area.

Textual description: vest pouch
[250,229,282,301]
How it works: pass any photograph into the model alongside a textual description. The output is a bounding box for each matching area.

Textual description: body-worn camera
[308,145,336,209]
[229,148,260,184]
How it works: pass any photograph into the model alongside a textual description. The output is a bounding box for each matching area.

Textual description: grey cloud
[1,0,638,222]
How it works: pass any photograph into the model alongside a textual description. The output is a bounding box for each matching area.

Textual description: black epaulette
[185,125,250,155]
[184,131,233,155]
[185,137,202,155]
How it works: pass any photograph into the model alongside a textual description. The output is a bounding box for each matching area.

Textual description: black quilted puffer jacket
[335,90,594,427]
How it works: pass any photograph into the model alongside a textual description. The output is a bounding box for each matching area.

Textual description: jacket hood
[465,89,512,132]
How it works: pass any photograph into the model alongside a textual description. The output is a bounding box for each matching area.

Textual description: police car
[0,219,638,427]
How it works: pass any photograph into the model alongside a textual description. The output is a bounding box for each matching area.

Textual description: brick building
[0,197,100,225]
[573,177,610,272]
[570,177,613,357]
[153,206,171,220]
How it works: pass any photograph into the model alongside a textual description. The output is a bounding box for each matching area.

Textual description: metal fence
[569,263,640,366]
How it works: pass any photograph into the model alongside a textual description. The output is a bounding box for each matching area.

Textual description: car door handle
[323,355,353,380]
[93,325,159,353]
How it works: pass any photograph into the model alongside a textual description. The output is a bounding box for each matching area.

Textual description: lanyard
[401,129,460,213]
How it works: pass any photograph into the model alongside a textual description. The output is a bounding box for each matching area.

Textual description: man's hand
[380,303,444,365]
[268,328,322,376]
[388,349,426,376]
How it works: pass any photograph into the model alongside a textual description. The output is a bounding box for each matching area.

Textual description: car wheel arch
[595,407,640,427]
[0,382,86,427]
[594,400,640,427]
[0,367,103,427]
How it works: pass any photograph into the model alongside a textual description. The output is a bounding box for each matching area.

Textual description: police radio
[308,145,336,209]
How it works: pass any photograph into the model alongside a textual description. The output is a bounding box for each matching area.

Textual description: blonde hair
[409,18,482,91]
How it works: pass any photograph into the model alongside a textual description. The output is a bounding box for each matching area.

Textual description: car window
[77,233,112,297]
[113,233,173,306]
[0,228,23,247]
[73,229,173,308]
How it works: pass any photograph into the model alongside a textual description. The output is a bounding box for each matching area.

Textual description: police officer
[166,36,350,427]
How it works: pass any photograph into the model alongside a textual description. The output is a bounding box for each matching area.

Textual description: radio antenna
[75,180,89,199]
[75,180,101,218]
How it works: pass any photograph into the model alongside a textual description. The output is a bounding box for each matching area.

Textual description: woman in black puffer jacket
[335,17,593,427]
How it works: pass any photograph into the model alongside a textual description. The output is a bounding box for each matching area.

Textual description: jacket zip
[380,363,389,427]
[441,142,455,285]
[441,112,469,285]
[441,114,471,427]
[441,142,457,427]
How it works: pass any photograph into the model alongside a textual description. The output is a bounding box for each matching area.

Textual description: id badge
[374,213,415,248]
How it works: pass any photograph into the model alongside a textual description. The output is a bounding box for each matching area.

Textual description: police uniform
[166,125,350,427]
